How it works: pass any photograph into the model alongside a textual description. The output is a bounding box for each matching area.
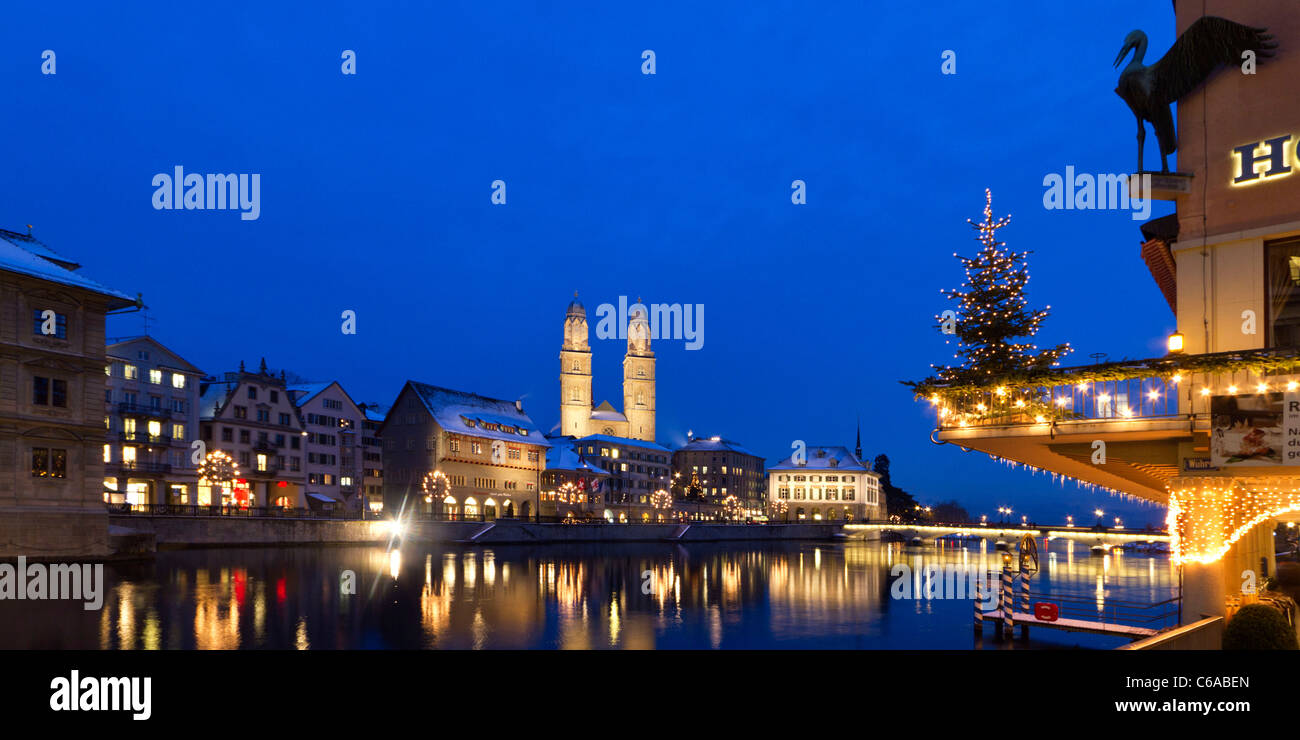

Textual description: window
[449,438,460,453]
[172,373,186,389]
[257,409,270,423]
[234,406,247,419]
[248,387,257,400]
[221,427,233,442]
[471,442,482,455]
[149,369,162,385]
[31,448,67,478]
[279,413,291,425]
[103,444,111,463]
[269,390,278,403]
[32,377,66,407]
[124,365,138,380]
[240,430,250,444]
[1267,236,1300,347]
[147,420,162,438]
[173,423,185,439]
[256,454,268,472]
[31,310,67,339]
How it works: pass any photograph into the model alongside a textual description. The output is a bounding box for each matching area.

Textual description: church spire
[855,415,862,461]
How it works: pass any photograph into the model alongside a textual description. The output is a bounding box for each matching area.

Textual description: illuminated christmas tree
[931,189,1071,383]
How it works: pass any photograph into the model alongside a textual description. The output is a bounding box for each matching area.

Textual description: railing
[107,461,172,474]
[926,347,1300,430]
[411,511,861,525]
[116,402,169,418]
[106,503,366,520]
[119,431,168,444]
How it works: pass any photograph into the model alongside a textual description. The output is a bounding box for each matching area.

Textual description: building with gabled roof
[0,226,138,557]
[541,443,609,519]
[104,335,204,508]
[198,359,308,510]
[767,445,883,522]
[287,381,371,513]
[379,381,549,519]
[672,434,767,518]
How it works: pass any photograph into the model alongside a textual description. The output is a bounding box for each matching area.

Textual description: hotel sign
[1233,135,1293,184]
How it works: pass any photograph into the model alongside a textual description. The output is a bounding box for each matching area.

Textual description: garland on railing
[905,347,1300,401]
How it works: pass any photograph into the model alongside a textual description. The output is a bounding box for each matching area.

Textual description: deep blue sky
[5,0,1178,526]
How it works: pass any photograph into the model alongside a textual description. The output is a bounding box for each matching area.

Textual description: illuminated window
[124,365,138,380]
[103,444,111,463]
[31,448,67,478]
[172,373,185,389]
[147,420,162,438]
[1267,237,1300,347]
[173,423,185,439]
[257,454,268,472]
[149,369,162,384]
[122,446,136,463]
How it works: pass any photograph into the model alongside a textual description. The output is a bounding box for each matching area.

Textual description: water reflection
[0,540,1178,649]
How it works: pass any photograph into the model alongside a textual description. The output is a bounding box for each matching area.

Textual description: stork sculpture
[1114,16,1277,173]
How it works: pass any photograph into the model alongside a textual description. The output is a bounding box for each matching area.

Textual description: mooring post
[1000,564,1013,642]
[974,575,984,638]
[1019,562,1030,641]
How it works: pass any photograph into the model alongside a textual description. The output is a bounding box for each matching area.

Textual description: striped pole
[973,573,983,637]
[1001,564,1013,641]
[1019,561,1031,641]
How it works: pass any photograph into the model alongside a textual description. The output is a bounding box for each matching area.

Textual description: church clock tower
[560,294,593,437]
[623,301,656,442]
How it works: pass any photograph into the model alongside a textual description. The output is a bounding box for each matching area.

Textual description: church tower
[623,300,656,442]
[560,294,593,437]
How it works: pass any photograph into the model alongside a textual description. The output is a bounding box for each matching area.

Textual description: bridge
[844,521,1170,551]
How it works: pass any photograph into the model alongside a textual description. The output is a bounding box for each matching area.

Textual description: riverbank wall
[410,520,867,544]
[107,516,391,550]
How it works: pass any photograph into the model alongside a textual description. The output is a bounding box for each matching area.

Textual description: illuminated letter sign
[1233,135,1293,184]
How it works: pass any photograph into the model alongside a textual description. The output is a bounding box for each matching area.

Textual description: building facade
[198,360,308,509]
[568,433,672,522]
[0,227,136,557]
[360,404,385,513]
[558,295,656,442]
[288,381,372,512]
[767,446,884,522]
[672,435,767,518]
[104,336,203,507]
[380,381,548,519]
[541,443,609,519]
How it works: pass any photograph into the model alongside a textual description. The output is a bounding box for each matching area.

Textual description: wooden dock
[977,609,1157,638]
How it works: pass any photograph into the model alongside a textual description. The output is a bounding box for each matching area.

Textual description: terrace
[917,347,1300,503]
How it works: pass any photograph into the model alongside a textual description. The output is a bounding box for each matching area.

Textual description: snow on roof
[573,433,670,453]
[678,436,758,457]
[589,404,627,422]
[408,381,550,447]
[768,446,873,472]
[545,444,610,474]
[0,233,134,307]
[106,336,204,375]
[288,383,333,406]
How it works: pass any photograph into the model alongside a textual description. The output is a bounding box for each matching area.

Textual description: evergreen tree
[931,189,1071,384]
[872,454,918,520]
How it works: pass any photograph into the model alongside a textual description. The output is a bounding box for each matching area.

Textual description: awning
[307,493,336,503]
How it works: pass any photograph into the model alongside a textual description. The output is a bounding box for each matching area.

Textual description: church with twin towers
[558,294,655,442]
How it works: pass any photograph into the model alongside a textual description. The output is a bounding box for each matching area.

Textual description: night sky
[4,1,1178,526]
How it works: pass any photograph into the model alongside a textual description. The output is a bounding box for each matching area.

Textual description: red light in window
[277,481,288,488]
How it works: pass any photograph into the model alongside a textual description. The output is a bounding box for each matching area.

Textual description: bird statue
[1114,16,1277,173]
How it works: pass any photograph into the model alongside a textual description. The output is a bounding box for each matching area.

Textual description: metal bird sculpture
[1114,16,1277,173]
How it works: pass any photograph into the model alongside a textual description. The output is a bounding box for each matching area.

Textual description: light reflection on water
[0,540,1178,649]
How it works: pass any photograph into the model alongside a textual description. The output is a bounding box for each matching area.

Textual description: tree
[873,454,918,520]
[928,189,1071,385]
[930,500,971,524]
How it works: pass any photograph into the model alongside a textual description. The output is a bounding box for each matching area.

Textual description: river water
[0,539,1179,649]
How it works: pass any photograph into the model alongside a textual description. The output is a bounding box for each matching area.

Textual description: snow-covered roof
[0,230,134,307]
[574,433,670,453]
[545,444,610,475]
[406,381,550,447]
[288,383,334,406]
[768,446,873,472]
[677,435,758,457]
[590,400,627,422]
